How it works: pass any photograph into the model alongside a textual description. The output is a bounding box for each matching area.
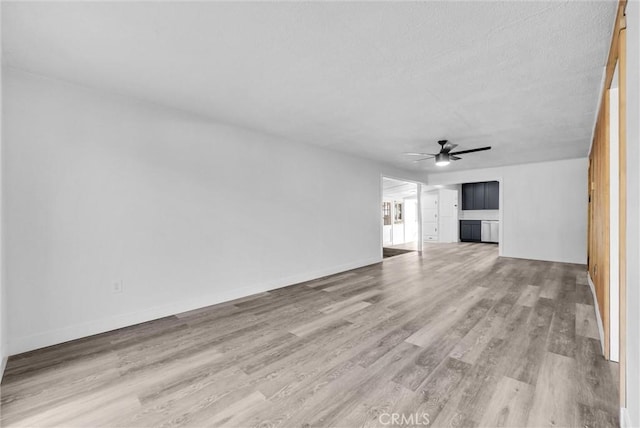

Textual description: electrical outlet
[112,280,124,294]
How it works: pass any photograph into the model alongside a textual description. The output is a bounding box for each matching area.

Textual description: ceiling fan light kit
[404,140,492,167]
[435,153,450,166]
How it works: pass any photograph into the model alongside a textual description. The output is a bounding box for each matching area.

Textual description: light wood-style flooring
[0,243,618,427]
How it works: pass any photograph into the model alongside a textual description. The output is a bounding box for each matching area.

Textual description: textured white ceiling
[2,1,617,171]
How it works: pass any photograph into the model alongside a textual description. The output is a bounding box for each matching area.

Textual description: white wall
[458,209,499,221]
[427,158,588,264]
[3,68,420,355]
[0,2,6,379]
[403,198,418,243]
[624,1,640,426]
[392,222,405,245]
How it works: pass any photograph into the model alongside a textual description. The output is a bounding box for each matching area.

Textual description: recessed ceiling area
[383,177,418,200]
[2,1,617,171]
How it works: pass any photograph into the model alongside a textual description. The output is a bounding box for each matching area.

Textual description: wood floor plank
[526,351,577,428]
[302,342,422,427]
[397,356,471,424]
[320,275,377,293]
[351,328,413,368]
[547,300,577,358]
[431,337,507,427]
[515,284,542,307]
[288,301,370,337]
[540,277,562,300]
[319,288,381,314]
[449,308,504,365]
[394,299,494,391]
[574,336,619,427]
[477,376,535,428]
[504,297,555,385]
[576,302,601,339]
[404,288,488,348]
[576,282,595,305]
[201,390,267,427]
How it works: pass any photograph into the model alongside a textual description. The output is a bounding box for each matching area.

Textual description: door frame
[618,13,627,410]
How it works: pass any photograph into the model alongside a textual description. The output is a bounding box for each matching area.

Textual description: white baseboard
[587,273,606,356]
[8,256,382,356]
[621,407,632,428]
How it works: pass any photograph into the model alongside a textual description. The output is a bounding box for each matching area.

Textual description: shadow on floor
[382,247,416,258]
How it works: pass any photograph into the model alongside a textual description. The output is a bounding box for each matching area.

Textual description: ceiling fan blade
[404,152,436,156]
[442,143,458,153]
[450,155,462,160]
[449,146,491,156]
[412,156,435,162]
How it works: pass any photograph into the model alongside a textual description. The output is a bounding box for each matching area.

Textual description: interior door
[382,201,393,246]
[422,190,438,242]
[438,189,458,242]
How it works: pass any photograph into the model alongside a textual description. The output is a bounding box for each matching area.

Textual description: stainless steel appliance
[481,220,499,243]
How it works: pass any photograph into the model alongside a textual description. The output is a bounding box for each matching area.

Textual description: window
[394,201,403,224]
[382,202,391,225]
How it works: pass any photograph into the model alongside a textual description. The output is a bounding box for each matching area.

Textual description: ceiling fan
[404,140,491,167]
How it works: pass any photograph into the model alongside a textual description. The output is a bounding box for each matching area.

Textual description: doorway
[382,177,419,257]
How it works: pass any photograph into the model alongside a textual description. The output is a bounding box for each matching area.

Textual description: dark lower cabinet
[460,220,481,242]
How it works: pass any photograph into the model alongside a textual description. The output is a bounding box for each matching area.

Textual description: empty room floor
[0,243,618,427]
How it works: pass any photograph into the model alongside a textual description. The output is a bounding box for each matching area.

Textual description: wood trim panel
[587,0,627,407]
[618,19,627,409]
[605,2,628,89]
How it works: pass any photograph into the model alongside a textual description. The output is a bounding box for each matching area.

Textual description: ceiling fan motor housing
[435,152,450,165]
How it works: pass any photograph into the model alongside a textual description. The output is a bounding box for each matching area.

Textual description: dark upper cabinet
[461,183,474,210]
[461,181,499,210]
[485,181,499,209]
[473,183,486,210]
